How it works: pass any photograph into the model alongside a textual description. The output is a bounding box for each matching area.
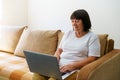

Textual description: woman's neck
[75,31,88,38]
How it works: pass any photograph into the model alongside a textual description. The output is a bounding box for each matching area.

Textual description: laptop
[24,50,76,80]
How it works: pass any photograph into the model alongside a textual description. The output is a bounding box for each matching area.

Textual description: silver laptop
[24,50,76,80]
[24,50,63,80]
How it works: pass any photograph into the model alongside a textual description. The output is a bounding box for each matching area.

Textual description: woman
[33,9,100,80]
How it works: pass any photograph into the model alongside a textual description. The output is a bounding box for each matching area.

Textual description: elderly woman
[33,9,100,80]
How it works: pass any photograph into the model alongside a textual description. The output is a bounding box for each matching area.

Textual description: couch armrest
[87,51,120,80]
[76,49,120,80]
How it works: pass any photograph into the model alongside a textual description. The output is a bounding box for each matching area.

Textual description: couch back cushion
[98,34,108,56]
[14,29,59,57]
[58,31,108,57]
[105,39,114,54]
[0,25,26,53]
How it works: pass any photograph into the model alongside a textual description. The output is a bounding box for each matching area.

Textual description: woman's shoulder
[64,30,73,35]
[88,31,99,39]
[88,31,97,36]
[62,30,72,39]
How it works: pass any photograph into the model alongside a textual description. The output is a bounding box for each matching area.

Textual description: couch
[0,25,120,80]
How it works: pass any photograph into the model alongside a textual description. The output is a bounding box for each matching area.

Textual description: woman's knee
[48,77,56,80]
[32,73,47,80]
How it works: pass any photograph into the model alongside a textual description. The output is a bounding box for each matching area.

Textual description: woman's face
[71,19,84,32]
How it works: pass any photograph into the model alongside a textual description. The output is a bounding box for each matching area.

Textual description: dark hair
[70,9,91,32]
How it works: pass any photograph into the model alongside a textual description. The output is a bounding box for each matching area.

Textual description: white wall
[28,0,120,49]
[0,0,2,20]
[0,0,120,48]
[0,0,28,26]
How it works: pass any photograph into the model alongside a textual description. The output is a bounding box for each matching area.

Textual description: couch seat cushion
[14,29,59,57]
[0,52,33,80]
[0,25,27,53]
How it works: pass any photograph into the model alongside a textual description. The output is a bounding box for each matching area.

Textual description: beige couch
[0,25,120,80]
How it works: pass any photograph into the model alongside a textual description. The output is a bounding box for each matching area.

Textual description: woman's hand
[54,48,63,61]
[60,63,76,73]
[60,56,98,73]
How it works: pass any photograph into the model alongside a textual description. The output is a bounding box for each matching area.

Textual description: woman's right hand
[54,48,63,61]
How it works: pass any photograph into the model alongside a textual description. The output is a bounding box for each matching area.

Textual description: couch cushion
[0,52,33,80]
[98,34,108,56]
[14,29,59,57]
[58,31,108,57]
[0,25,27,53]
[105,39,114,54]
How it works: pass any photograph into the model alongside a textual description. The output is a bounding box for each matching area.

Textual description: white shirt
[59,30,100,66]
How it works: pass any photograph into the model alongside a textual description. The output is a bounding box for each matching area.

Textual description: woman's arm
[72,56,98,69]
[54,48,63,61]
[60,56,98,73]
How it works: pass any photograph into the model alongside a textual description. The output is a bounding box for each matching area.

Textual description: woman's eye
[71,20,80,23]
[76,20,79,22]
[71,20,74,23]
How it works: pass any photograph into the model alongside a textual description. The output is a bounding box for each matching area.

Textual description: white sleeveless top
[58,30,100,66]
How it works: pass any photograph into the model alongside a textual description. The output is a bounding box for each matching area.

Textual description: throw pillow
[0,25,27,53]
[14,29,59,57]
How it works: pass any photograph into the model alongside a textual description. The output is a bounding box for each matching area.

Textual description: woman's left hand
[60,63,76,73]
